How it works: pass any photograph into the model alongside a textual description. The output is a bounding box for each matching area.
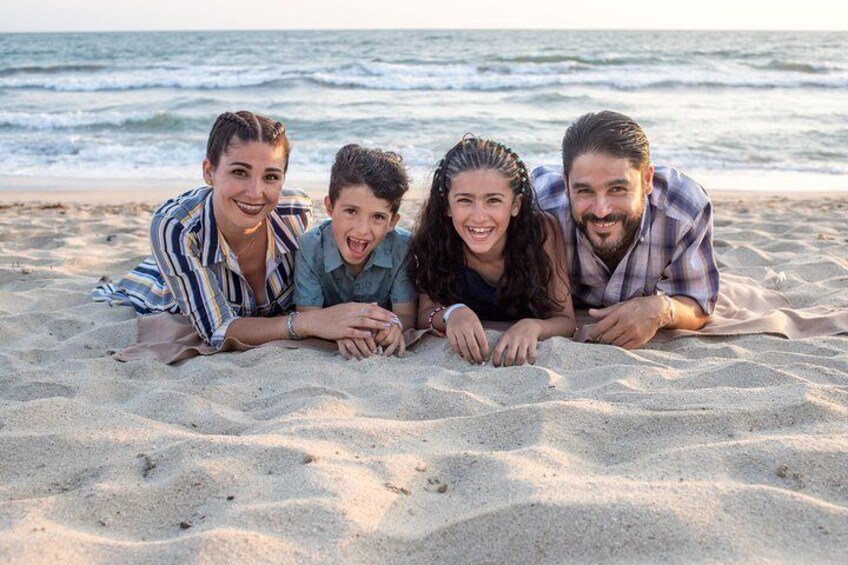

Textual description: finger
[620,337,643,350]
[397,335,406,358]
[474,326,489,361]
[464,331,484,364]
[491,340,506,367]
[359,304,395,323]
[591,315,622,342]
[502,339,520,367]
[514,342,528,366]
[338,341,352,360]
[588,304,618,318]
[601,321,630,346]
[447,332,464,360]
[352,338,371,358]
[383,337,398,357]
[365,335,377,354]
[527,339,538,365]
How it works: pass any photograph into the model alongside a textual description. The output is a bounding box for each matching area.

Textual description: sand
[0,187,846,564]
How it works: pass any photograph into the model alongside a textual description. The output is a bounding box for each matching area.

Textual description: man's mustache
[581,213,626,224]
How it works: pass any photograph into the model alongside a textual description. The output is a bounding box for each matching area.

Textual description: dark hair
[206,110,291,172]
[328,144,410,214]
[561,111,650,180]
[411,136,564,318]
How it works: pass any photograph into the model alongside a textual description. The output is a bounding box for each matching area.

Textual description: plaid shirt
[92,186,312,349]
[532,165,719,314]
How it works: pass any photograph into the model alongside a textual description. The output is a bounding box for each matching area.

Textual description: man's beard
[575,211,643,268]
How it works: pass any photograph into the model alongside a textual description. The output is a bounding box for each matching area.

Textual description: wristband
[287,311,302,340]
[443,303,468,324]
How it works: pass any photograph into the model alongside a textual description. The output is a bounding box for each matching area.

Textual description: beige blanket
[116,273,848,364]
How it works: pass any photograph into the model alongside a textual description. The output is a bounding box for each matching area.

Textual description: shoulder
[531,165,568,211]
[651,166,712,225]
[153,186,211,225]
[276,187,313,215]
[296,219,331,255]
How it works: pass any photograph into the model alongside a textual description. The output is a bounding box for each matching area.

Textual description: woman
[93,110,396,349]
[411,136,575,366]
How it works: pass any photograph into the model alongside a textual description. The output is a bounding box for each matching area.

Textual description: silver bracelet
[443,303,468,325]
[287,311,302,340]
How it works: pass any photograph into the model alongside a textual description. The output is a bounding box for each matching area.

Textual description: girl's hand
[445,307,489,364]
[375,322,406,358]
[337,335,377,360]
[492,319,542,367]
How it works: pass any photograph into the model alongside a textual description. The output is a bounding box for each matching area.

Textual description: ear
[202,159,214,186]
[642,164,655,196]
[323,195,333,215]
[511,193,523,217]
[389,213,400,231]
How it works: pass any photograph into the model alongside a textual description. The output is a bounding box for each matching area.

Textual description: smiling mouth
[467,226,494,240]
[234,200,266,216]
[347,236,370,258]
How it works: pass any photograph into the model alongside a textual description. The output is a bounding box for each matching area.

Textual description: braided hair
[206,110,291,171]
[411,135,564,319]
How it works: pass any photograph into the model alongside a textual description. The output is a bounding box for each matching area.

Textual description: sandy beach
[1,185,846,563]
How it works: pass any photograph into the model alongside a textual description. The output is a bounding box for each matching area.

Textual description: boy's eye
[372,214,388,222]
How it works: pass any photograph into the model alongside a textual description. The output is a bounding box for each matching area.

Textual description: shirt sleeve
[149,212,236,350]
[655,201,720,315]
[293,232,326,307]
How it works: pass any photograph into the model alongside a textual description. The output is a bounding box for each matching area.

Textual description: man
[533,110,719,349]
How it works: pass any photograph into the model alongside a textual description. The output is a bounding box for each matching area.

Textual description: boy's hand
[337,335,377,360]
[491,319,542,367]
[445,307,488,364]
[302,302,395,341]
[375,320,406,357]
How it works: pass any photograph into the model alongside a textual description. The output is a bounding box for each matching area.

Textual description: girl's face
[447,168,522,260]
[203,140,286,234]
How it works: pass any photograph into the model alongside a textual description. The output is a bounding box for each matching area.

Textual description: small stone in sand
[21,267,32,275]
[384,483,411,495]
[179,521,192,530]
[303,454,316,464]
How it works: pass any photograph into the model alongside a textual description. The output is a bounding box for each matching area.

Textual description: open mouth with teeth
[234,200,266,216]
[346,236,371,260]
[466,226,495,241]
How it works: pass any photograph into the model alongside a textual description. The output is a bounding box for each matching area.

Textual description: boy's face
[325,184,400,274]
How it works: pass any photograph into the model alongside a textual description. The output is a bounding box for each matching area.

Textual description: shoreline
[0,175,846,205]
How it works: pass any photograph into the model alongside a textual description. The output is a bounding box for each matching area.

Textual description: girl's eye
[265,174,280,182]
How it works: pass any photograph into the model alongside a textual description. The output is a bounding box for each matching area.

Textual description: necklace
[232,221,265,258]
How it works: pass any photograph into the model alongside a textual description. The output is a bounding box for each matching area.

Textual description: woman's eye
[265,174,280,182]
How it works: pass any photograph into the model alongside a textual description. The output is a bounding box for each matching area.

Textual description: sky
[1,0,846,32]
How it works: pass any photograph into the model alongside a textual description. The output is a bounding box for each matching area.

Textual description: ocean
[1,30,846,191]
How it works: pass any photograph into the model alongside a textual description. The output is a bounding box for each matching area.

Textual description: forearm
[225,316,288,345]
[664,295,710,331]
[532,314,576,340]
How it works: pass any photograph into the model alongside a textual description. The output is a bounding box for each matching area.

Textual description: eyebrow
[228,161,283,173]
[572,178,630,189]
[452,192,506,198]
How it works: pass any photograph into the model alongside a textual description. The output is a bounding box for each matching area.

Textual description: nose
[353,215,369,235]
[471,201,487,222]
[245,176,262,198]
[591,195,612,218]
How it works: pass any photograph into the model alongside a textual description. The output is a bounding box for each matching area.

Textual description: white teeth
[235,201,264,214]
[468,227,493,234]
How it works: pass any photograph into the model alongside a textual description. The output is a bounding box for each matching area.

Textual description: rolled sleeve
[655,203,720,315]
[149,212,236,349]
[389,250,418,305]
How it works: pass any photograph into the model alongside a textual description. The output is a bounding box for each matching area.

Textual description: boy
[294,144,417,359]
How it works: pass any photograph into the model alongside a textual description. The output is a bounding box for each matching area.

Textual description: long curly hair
[411,136,564,319]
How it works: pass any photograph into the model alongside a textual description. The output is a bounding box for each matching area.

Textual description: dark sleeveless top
[460,267,534,321]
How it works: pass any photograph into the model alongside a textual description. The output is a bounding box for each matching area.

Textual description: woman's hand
[297,302,395,341]
[445,306,489,364]
[491,319,542,367]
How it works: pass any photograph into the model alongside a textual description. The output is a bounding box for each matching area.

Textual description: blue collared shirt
[294,219,417,309]
[532,164,720,314]
[92,186,312,349]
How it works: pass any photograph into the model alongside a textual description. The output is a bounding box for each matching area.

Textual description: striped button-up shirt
[93,186,312,349]
[532,165,719,314]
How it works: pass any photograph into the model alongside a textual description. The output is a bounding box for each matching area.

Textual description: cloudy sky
[2,0,846,32]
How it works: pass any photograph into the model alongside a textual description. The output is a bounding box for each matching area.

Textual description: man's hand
[587,295,669,349]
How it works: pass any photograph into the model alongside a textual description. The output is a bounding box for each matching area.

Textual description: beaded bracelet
[427,306,447,337]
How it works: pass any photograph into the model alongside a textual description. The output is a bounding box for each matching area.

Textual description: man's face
[566,151,654,266]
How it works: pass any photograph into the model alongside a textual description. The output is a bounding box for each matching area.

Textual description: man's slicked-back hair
[328,144,410,214]
[561,111,651,180]
[206,110,291,171]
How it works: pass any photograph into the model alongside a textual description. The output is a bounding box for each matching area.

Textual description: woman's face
[203,139,286,234]
[447,168,522,260]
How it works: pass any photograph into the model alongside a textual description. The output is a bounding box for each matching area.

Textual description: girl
[93,110,396,349]
[411,136,575,366]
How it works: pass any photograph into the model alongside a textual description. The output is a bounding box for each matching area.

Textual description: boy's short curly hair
[328,144,410,213]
